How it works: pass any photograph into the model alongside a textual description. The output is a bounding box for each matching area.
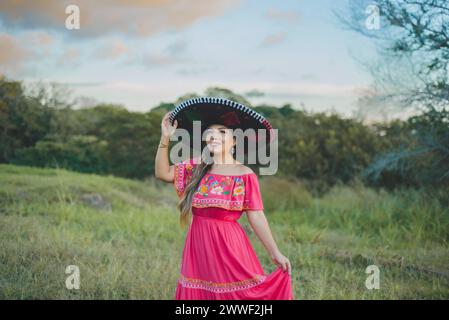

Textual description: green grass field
[0,164,448,299]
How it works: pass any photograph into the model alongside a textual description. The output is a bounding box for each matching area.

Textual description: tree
[0,77,55,162]
[339,0,449,187]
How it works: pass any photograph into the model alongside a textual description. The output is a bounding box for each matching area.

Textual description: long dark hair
[177,158,213,228]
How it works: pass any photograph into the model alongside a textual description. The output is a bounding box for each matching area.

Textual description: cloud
[0,31,58,76]
[259,32,286,47]
[122,40,191,68]
[24,31,55,57]
[0,0,240,38]
[139,52,190,68]
[58,47,81,66]
[176,65,217,75]
[25,31,55,46]
[259,82,364,97]
[165,40,188,55]
[300,73,316,80]
[94,40,129,59]
[265,8,300,24]
[0,33,30,73]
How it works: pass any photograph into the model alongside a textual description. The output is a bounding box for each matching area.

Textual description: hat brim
[169,97,274,154]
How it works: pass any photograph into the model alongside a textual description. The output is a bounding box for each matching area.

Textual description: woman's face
[204,124,235,155]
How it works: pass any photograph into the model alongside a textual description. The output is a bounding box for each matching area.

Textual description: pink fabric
[173,158,294,300]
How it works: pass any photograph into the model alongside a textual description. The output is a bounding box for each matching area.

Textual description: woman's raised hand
[161,111,178,138]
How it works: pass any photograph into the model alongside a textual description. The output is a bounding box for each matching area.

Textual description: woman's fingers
[161,112,168,127]
[279,258,292,275]
[272,253,292,275]
[163,112,172,124]
[161,112,177,136]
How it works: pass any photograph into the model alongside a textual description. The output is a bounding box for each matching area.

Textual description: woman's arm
[246,211,292,275]
[154,112,177,182]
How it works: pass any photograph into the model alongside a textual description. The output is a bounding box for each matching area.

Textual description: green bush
[11,135,108,174]
[259,176,313,213]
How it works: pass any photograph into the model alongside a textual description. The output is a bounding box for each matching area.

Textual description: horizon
[0,0,393,119]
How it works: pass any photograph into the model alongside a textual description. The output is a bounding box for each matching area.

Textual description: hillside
[0,164,448,299]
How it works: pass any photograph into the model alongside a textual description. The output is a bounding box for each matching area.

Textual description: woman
[155,97,293,300]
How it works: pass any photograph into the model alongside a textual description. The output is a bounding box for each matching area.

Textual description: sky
[0,0,380,116]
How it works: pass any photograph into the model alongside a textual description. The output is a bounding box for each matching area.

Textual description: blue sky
[0,0,379,115]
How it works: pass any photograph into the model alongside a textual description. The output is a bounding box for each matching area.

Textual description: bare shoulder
[237,164,255,175]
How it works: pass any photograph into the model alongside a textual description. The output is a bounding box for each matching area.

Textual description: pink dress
[173,157,294,300]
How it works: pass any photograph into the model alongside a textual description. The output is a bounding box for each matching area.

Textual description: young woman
[155,97,293,300]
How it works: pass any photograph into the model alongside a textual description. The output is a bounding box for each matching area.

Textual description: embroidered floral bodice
[173,157,264,216]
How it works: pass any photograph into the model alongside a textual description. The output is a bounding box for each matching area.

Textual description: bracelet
[159,141,168,148]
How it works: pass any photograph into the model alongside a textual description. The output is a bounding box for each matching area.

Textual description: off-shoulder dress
[173,157,294,300]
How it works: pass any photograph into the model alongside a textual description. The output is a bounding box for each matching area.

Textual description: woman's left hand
[270,251,292,275]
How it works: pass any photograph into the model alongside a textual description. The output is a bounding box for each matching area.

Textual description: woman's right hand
[271,251,292,276]
[161,111,178,138]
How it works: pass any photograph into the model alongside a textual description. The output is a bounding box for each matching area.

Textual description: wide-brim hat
[169,96,275,155]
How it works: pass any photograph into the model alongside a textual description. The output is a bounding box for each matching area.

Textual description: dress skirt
[174,207,294,300]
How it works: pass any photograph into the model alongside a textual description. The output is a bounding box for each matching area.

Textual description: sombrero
[169,97,275,154]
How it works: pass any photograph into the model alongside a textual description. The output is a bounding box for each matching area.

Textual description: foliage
[1,76,447,189]
[339,0,449,189]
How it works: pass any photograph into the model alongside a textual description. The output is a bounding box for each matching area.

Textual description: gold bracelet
[159,142,168,148]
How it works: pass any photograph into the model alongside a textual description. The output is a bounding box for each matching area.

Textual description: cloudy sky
[0,0,378,115]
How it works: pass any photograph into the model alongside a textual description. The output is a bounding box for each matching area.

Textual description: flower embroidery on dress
[232,177,245,197]
[174,160,196,197]
[209,181,224,195]
[174,159,264,211]
[173,163,185,197]
[178,274,267,293]
[196,176,212,196]
[194,175,244,198]
[221,177,232,195]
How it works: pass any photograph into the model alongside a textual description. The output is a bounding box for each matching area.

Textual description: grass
[0,164,448,299]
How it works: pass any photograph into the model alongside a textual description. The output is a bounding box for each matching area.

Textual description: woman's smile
[208,141,222,148]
